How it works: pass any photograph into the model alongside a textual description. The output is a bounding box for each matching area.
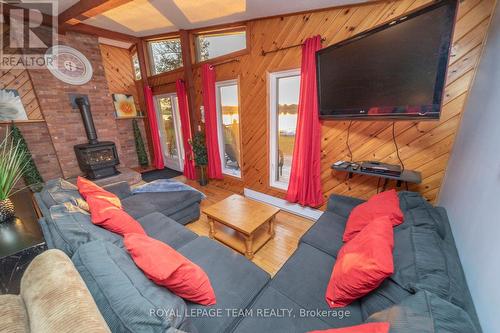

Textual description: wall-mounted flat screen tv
[316,0,458,120]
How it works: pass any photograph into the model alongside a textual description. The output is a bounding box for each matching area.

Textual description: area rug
[141,168,182,182]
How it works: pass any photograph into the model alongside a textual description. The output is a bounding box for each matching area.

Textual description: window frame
[192,26,249,64]
[130,51,142,81]
[147,36,184,76]
[268,68,301,191]
[215,79,242,178]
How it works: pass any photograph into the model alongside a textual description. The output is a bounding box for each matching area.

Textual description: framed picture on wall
[113,93,139,118]
[0,89,28,121]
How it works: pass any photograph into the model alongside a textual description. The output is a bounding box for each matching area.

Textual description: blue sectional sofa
[34,178,482,333]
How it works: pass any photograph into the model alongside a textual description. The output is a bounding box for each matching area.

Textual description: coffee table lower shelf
[209,220,275,259]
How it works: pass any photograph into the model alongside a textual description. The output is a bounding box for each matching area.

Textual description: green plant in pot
[189,131,208,186]
[0,131,28,223]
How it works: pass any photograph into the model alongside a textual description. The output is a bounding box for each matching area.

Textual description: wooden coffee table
[203,194,280,259]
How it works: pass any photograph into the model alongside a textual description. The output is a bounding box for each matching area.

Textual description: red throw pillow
[77,176,122,208]
[86,196,145,236]
[326,216,394,308]
[343,190,403,242]
[308,322,390,333]
[124,233,216,306]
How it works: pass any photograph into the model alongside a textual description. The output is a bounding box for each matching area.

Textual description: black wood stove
[73,96,120,180]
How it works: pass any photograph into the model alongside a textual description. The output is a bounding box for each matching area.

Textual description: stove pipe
[75,97,98,145]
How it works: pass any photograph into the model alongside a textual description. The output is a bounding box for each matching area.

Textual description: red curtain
[285,35,324,207]
[201,64,223,179]
[143,85,165,170]
[175,79,196,180]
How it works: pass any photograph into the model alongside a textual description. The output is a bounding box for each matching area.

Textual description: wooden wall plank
[99,44,140,110]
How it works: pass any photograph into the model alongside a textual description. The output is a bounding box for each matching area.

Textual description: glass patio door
[154,94,184,172]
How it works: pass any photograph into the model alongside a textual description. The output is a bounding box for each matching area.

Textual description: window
[131,52,141,80]
[215,79,242,177]
[148,38,183,75]
[155,94,185,172]
[269,69,301,190]
[195,29,246,62]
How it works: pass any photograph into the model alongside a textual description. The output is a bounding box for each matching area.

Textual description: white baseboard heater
[243,188,322,221]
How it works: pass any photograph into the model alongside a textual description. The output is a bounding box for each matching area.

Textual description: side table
[0,190,46,294]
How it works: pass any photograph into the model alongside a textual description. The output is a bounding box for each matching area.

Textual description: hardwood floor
[176,176,314,276]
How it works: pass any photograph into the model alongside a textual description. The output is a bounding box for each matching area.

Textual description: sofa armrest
[326,194,365,217]
[103,181,132,199]
[20,249,110,332]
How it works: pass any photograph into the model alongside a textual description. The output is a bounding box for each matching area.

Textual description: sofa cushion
[399,205,446,239]
[326,194,365,218]
[124,233,216,306]
[300,211,346,257]
[168,202,201,225]
[0,295,29,333]
[137,212,197,249]
[122,191,202,220]
[395,191,446,239]
[48,203,123,256]
[437,210,481,330]
[120,195,158,219]
[326,218,394,308]
[103,181,132,199]
[232,286,332,333]
[40,178,82,208]
[344,190,403,242]
[270,243,363,328]
[77,177,122,208]
[87,196,145,236]
[359,279,412,319]
[309,322,390,333]
[366,291,479,333]
[391,226,467,310]
[21,249,111,333]
[397,191,431,211]
[72,240,194,333]
[178,237,270,333]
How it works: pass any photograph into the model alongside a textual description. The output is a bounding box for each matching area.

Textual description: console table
[331,163,422,191]
[0,190,46,294]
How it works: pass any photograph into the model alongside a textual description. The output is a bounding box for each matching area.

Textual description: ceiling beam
[64,23,139,42]
[59,0,133,28]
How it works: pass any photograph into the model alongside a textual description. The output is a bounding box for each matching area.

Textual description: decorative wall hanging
[0,89,28,121]
[113,94,138,118]
[45,45,93,85]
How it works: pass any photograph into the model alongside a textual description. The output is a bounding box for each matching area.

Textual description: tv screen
[316,0,458,120]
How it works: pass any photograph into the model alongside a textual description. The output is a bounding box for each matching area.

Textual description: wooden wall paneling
[0,64,44,121]
[185,0,498,204]
[100,44,140,110]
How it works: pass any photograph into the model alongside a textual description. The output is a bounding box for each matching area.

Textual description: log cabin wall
[183,0,497,205]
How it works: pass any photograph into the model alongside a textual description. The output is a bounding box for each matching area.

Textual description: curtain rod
[261,37,326,56]
[210,58,240,67]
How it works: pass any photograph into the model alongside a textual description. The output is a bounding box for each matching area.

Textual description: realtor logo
[0,0,58,69]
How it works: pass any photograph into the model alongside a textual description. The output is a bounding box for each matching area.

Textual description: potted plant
[189,132,208,186]
[0,130,28,223]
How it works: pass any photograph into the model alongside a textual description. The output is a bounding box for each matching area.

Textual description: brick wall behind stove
[27,31,123,178]
[0,123,62,181]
